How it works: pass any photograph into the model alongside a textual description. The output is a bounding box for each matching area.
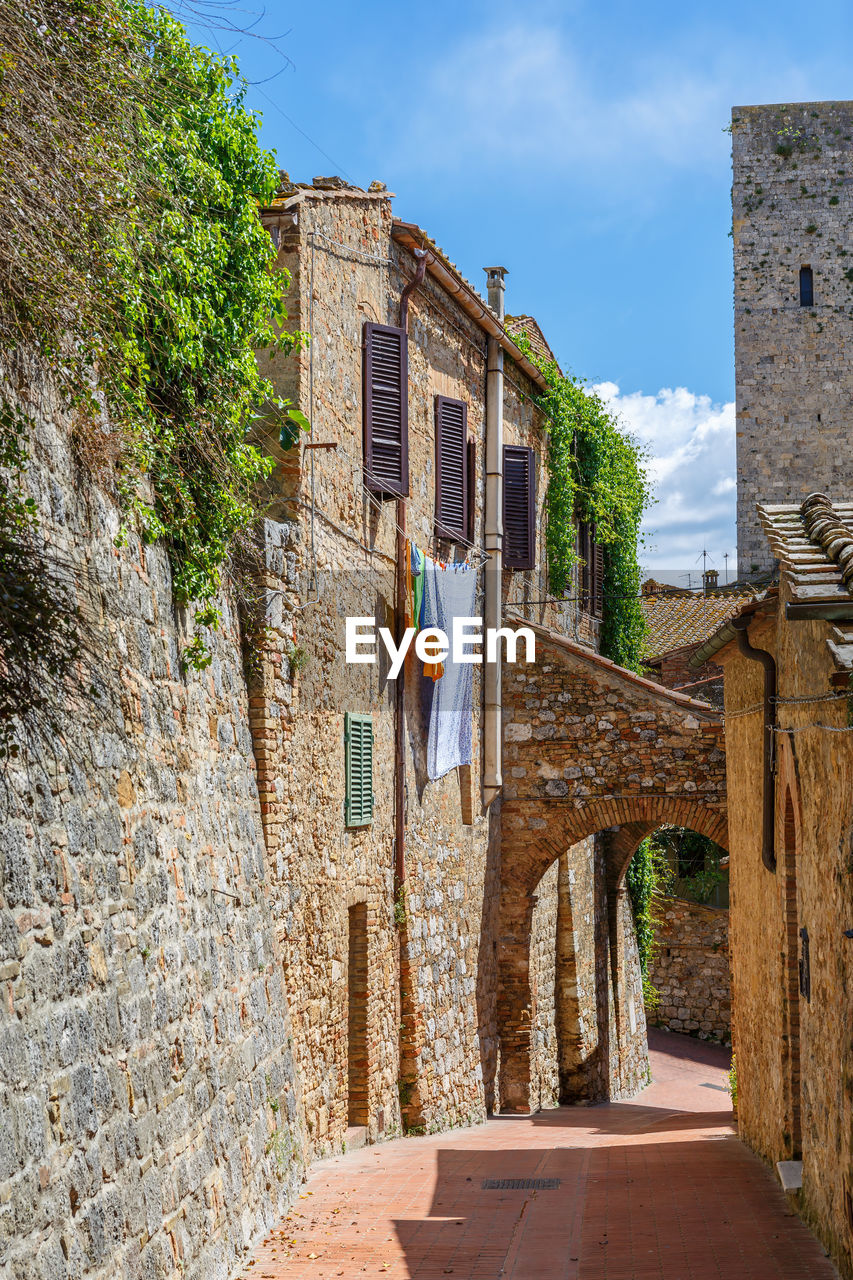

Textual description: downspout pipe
[399,248,429,333]
[732,616,777,873]
[394,248,429,893]
[483,266,508,808]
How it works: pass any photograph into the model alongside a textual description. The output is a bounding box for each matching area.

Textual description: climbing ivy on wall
[1,1,305,692]
[625,836,670,1012]
[110,5,304,666]
[625,838,658,978]
[513,339,652,671]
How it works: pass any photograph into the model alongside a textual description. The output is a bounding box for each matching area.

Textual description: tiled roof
[758,493,853,598]
[758,492,853,678]
[505,316,560,372]
[642,587,757,661]
[506,615,723,720]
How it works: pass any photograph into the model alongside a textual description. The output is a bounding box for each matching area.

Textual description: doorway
[347,903,369,1127]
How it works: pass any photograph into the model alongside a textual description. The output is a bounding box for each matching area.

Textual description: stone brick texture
[649,898,731,1041]
[497,627,727,1111]
[654,647,724,706]
[719,576,853,1278]
[733,101,853,575]
[0,373,305,1280]
[0,184,736,1280]
[249,190,591,1149]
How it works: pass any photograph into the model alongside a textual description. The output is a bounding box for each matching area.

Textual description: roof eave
[688,592,777,669]
[391,222,549,391]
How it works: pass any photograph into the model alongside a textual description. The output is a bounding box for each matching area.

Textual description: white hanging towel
[421,559,478,780]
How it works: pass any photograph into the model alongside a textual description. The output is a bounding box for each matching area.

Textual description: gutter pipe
[483,267,507,808]
[394,248,428,892]
[732,616,777,873]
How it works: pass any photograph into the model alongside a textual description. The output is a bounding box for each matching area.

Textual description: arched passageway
[497,621,727,1112]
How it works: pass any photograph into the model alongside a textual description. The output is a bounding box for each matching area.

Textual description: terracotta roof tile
[758,494,853,601]
[641,587,757,661]
[504,316,560,372]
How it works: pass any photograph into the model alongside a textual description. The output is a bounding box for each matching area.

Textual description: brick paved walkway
[241,1031,837,1279]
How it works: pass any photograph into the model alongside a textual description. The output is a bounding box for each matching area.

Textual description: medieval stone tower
[733,100,853,577]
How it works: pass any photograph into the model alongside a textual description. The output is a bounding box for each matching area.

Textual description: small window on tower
[799,266,814,307]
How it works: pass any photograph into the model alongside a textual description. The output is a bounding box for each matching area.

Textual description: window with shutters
[466,439,477,544]
[363,323,409,498]
[503,445,535,570]
[344,712,374,827]
[578,521,605,618]
[435,396,468,542]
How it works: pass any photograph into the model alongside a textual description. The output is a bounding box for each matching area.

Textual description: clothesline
[305,429,492,569]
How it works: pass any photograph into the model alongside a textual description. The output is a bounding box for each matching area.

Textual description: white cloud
[385,25,728,182]
[370,19,826,210]
[593,382,736,578]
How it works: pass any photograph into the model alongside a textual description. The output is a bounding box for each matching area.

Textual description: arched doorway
[497,799,729,1113]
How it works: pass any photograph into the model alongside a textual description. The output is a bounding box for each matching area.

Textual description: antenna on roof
[724,552,730,585]
[695,548,717,596]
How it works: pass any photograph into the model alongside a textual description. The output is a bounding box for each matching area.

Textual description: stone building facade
[0,178,731,1280]
[250,182,591,1147]
[702,493,853,1278]
[732,100,853,577]
[498,621,728,1111]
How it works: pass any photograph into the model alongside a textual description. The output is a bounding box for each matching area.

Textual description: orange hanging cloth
[422,555,444,681]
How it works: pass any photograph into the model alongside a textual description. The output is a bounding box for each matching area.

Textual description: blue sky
[176,0,853,578]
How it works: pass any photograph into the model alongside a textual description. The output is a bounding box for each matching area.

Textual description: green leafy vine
[512,337,652,670]
[1,1,308,688]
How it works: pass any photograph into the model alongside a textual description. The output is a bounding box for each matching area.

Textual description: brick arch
[496,620,727,1113]
[504,797,729,902]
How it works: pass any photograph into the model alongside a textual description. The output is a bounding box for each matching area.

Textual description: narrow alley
[242,1032,837,1280]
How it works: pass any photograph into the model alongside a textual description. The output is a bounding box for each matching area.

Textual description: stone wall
[648,898,731,1042]
[495,625,727,1111]
[732,100,853,575]
[0,372,305,1280]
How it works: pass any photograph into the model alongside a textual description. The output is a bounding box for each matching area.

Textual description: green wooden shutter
[344,712,374,827]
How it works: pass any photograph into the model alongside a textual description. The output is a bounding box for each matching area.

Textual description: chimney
[484,266,508,322]
[703,568,719,590]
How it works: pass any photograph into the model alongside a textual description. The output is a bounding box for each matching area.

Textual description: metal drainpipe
[394,248,428,892]
[483,266,507,808]
[732,616,777,873]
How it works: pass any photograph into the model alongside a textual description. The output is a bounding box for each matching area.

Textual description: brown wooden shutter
[503,445,535,570]
[466,439,477,544]
[363,322,409,497]
[434,396,468,541]
[593,539,605,617]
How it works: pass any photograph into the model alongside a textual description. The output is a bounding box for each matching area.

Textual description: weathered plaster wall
[0,375,305,1280]
[721,616,782,1157]
[649,898,731,1041]
[721,583,853,1279]
[732,101,853,575]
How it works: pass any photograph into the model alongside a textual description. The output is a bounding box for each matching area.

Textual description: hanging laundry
[421,558,478,780]
[406,543,425,635]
